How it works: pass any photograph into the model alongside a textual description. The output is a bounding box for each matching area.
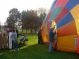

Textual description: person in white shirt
[9,31,13,49]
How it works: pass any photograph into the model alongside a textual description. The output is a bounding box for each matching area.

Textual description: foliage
[6,8,20,28]
[37,8,46,22]
[21,10,42,33]
[6,8,46,33]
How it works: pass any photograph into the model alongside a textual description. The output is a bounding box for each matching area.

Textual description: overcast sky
[0,0,54,25]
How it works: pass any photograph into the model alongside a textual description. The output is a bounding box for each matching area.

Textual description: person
[8,30,13,49]
[53,29,57,50]
[0,32,3,49]
[19,34,28,46]
[16,29,19,38]
[11,29,18,49]
[2,31,8,49]
[38,29,43,44]
[48,27,56,52]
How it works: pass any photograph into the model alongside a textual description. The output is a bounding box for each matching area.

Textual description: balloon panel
[54,0,69,8]
[55,8,68,23]
[70,4,79,35]
[57,35,76,52]
[65,0,79,11]
[50,7,62,21]
[57,20,77,37]
[57,12,74,28]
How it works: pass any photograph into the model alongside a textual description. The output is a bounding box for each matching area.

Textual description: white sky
[0,0,54,25]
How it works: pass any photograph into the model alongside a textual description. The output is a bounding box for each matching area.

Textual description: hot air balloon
[41,0,79,53]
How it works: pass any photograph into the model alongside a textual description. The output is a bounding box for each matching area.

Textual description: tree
[20,9,47,34]
[6,16,15,28]
[21,10,27,32]
[21,10,41,33]
[6,8,20,28]
[37,8,47,26]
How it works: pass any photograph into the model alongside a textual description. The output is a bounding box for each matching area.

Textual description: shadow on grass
[0,44,79,59]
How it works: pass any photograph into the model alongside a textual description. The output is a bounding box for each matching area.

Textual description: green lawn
[0,34,79,59]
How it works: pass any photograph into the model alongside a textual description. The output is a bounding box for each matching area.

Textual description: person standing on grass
[48,27,56,52]
[38,29,43,44]
[11,29,18,49]
[16,29,19,38]
[8,29,13,49]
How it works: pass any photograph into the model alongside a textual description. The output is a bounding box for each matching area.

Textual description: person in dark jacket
[48,27,56,52]
[16,29,19,38]
[38,29,43,44]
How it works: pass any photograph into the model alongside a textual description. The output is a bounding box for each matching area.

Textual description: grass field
[0,34,79,59]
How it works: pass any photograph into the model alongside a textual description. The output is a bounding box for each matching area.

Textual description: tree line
[6,8,47,34]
